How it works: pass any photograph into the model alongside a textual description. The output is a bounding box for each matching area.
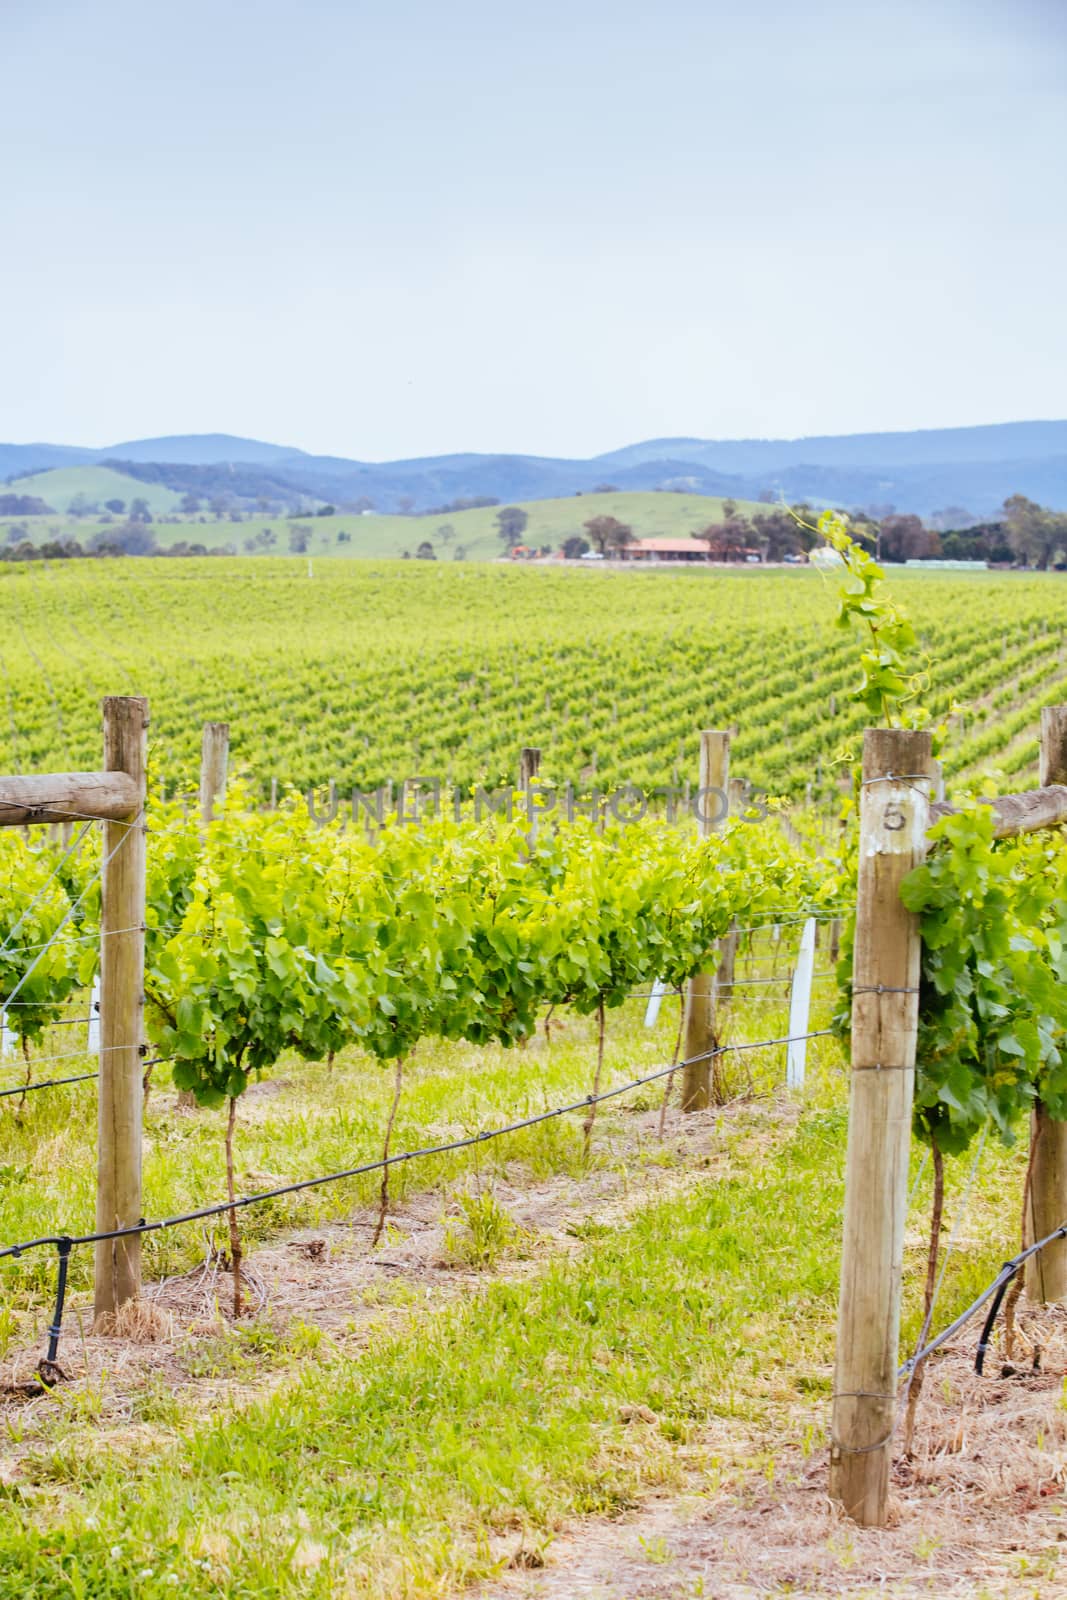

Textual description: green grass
[3,490,767,560]
[5,467,182,519]
[0,998,659,1316]
[0,967,1032,1598]
[0,1149,831,1597]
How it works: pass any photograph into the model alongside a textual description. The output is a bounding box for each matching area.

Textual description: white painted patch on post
[88,975,101,1053]
[644,978,667,1029]
[787,918,816,1090]
[0,1011,15,1060]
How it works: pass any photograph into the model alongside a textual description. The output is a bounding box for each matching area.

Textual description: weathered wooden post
[198,721,230,826]
[518,746,541,792]
[830,727,931,1526]
[94,696,148,1325]
[1025,706,1067,1303]
[682,730,729,1110]
[517,746,542,849]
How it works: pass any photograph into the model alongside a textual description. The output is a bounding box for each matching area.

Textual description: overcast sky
[1,0,1064,459]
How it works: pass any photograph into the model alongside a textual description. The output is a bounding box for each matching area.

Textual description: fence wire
[0,1025,836,1372]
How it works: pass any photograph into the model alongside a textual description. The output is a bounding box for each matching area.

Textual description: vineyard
[0,558,1063,797]
[0,546,1063,1596]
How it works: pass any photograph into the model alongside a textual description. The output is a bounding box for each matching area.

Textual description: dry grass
[0,1095,748,1442]
[483,1303,1067,1599]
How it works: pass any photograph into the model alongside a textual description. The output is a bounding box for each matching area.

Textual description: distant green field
[5,464,182,516]
[2,488,767,560]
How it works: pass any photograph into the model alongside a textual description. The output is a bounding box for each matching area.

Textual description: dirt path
[0,1093,764,1436]
[481,1307,1067,1599]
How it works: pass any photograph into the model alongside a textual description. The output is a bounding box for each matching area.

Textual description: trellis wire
[0,1026,835,1371]
[0,816,142,1018]
[900,1220,1067,1380]
[0,821,94,960]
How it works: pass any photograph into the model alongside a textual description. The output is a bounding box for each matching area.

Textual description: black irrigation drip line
[0,1057,166,1102]
[1,1027,830,1262]
[0,1026,832,1370]
[45,1238,72,1370]
[724,1028,834,1056]
[899,1221,1067,1380]
[0,1072,98,1100]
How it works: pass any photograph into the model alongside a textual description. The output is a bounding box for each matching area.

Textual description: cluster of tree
[935,523,1014,563]
[999,495,1067,570]
[0,494,53,516]
[402,543,468,560]
[850,496,1064,568]
[102,458,298,507]
[0,534,236,563]
[583,515,632,554]
[693,500,817,562]
[88,521,158,555]
[1,539,88,563]
[3,521,157,557]
[690,496,1067,568]
[244,527,278,553]
[495,511,636,559]
[65,492,154,522]
[495,506,529,546]
[848,511,940,563]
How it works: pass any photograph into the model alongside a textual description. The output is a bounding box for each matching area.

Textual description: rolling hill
[2,492,767,561]
[2,421,1065,518]
[5,465,183,516]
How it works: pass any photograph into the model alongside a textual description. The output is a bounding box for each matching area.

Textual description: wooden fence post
[830,727,931,1526]
[518,746,542,849]
[682,730,730,1110]
[1025,706,1067,1303]
[199,721,230,826]
[518,746,541,791]
[94,696,148,1326]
